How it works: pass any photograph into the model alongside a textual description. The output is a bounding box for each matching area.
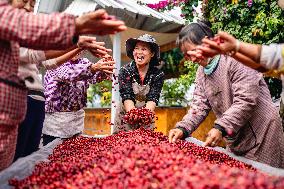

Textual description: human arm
[41,48,82,70]
[0,2,126,49]
[199,32,267,71]
[43,36,111,60]
[124,100,136,112]
[74,9,126,36]
[118,67,136,112]
[88,57,115,84]
[0,1,76,49]
[145,71,165,112]
[20,36,111,70]
[169,70,212,142]
[200,31,261,61]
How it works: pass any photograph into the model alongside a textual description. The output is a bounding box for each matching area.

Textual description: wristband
[235,40,240,52]
[213,124,227,137]
[226,39,240,56]
[176,127,189,139]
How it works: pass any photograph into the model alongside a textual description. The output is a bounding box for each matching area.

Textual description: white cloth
[42,109,85,138]
[19,47,58,69]
[260,44,284,70]
[18,48,59,101]
[260,44,284,103]
[19,48,46,65]
[18,48,46,101]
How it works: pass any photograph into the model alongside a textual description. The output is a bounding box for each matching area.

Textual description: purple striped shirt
[44,58,108,113]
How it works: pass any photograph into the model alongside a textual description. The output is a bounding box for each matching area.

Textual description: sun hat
[126,34,160,62]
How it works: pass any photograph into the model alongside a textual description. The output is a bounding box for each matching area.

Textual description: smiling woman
[168,22,284,168]
[113,34,165,133]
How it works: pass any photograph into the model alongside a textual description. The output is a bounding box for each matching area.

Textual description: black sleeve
[146,71,165,105]
[213,124,227,137]
[176,127,189,139]
[118,67,136,104]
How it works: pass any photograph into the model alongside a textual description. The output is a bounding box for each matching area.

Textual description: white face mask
[279,0,284,9]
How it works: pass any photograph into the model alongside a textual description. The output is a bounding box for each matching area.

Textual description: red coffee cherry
[9,129,284,189]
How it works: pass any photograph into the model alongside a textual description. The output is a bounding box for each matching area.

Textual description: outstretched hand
[199,31,238,58]
[168,128,184,143]
[91,57,115,74]
[75,9,127,35]
[203,128,222,147]
[77,36,111,57]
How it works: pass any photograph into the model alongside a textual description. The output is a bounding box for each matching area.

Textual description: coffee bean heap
[123,107,155,128]
[10,129,284,189]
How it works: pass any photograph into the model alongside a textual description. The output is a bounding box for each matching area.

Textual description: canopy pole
[111,33,121,134]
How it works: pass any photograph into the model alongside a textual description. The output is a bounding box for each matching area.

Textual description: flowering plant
[147,0,284,44]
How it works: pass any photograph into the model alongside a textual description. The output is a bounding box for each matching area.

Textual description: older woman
[113,34,164,133]
[168,22,284,168]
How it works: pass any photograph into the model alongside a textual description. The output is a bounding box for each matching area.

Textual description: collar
[204,55,220,75]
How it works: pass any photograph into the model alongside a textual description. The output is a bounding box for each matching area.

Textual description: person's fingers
[217,31,237,44]
[102,60,115,65]
[89,9,107,19]
[100,65,114,71]
[105,48,112,52]
[80,36,97,42]
[186,51,199,62]
[215,138,222,146]
[77,10,126,35]
[93,41,106,46]
[89,49,107,57]
[168,130,175,143]
[92,53,101,58]
[89,47,108,55]
[101,70,113,74]
[172,131,181,143]
[197,46,220,57]
[211,141,217,147]
[187,50,199,56]
[90,43,107,51]
[217,31,231,40]
[204,136,214,147]
[94,24,127,35]
[202,38,221,50]
[97,48,108,53]
[95,49,108,55]
[195,49,206,59]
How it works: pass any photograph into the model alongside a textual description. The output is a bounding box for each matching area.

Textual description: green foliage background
[87,80,112,107]
[204,0,284,44]
[160,61,198,106]
[154,0,284,105]
[157,0,284,44]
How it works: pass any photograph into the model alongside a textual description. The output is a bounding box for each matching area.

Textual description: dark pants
[42,134,59,146]
[14,96,45,161]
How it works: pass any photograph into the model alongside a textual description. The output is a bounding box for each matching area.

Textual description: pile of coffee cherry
[123,107,155,128]
[9,129,284,189]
